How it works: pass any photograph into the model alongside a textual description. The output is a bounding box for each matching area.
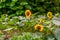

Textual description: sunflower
[47,12,53,19]
[25,10,31,18]
[40,18,44,23]
[34,24,43,32]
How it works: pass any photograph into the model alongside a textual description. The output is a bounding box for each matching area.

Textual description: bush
[0,0,60,16]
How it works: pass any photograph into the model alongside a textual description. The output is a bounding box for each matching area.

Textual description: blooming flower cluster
[24,10,54,32]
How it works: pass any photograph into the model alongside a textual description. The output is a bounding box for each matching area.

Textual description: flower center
[26,12,30,16]
[37,26,41,30]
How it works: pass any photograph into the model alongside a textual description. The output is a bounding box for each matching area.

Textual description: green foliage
[0,22,6,30]
[11,32,42,40]
[0,0,60,40]
[0,0,60,16]
[53,28,60,40]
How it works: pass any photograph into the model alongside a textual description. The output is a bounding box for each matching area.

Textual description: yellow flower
[34,24,43,32]
[0,30,2,34]
[40,18,44,23]
[47,12,53,19]
[25,10,31,18]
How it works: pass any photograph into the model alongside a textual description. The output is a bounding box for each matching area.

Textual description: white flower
[19,16,25,20]
[16,22,20,24]
[38,15,45,18]
[5,14,8,17]
[3,28,13,31]
[13,16,18,18]
[5,18,8,21]
[2,22,7,24]
[19,21,24,27]
[10,19,13,21]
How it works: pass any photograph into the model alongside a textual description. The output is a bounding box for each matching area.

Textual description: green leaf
[12,0,18,2]
[10,2,15,7]
[0,14,6,20]
[0,0,6,3]
[25,5,32,9]
[8,18,18,25]
[10,6,23,10]
[0,22,6,30]
[20,2,28,6]
[16,10,24,15]
[0,3,5,8]
[8,21,15,25]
